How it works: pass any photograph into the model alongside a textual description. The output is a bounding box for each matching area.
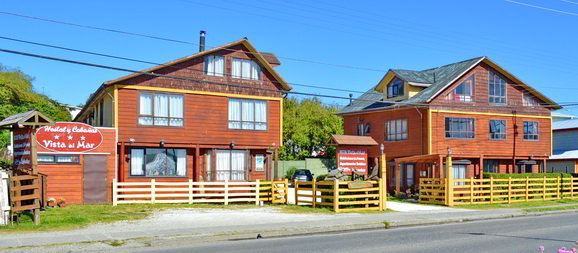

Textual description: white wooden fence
[112,179,287,206]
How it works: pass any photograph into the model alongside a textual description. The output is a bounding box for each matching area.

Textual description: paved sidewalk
[1,205,576,252]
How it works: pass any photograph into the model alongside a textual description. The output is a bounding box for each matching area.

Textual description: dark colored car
[292,169,314,182]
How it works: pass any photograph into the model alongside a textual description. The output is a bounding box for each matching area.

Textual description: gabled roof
[328,135,378,146]
[550,149,578,160]
[0,110,55,129]
[339,88,393,114]
[553,118,578,131]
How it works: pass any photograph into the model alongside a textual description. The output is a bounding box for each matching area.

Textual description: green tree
[0,65,72,153]
[280,97,343,160]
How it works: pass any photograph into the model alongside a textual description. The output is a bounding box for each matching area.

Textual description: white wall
[0,170,9,225]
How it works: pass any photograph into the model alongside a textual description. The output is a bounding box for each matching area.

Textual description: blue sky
[1,0,577,115]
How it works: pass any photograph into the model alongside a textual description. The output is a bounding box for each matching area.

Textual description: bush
[284,167,297,179]
[0,158,11,169]
[483,172,573,179]
[316,174,327,181]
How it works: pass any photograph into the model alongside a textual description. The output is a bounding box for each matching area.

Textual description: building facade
[548,119,578,173]
[339,57,559,192]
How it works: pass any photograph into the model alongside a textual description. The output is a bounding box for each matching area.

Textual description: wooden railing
[420,176,578,206]
[112,179,288,206]
[9,173,43,224]
[295,179,386,213]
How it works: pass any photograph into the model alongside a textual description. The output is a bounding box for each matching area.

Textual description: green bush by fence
[483,173,573,179]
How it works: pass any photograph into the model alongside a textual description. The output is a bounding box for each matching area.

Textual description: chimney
[199,30,206,52]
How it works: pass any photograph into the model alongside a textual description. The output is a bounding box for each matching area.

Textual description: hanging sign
[12,128,33,170]
[36,122,103,153]
[337,148,368,175]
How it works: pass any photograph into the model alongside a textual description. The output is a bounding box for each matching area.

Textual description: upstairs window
[139,93,184,127]
[204,55,224,77]
[523,93,541,107]
[523,121,539,140]
[445,117,475,139]
[385,119,408,141]
[357,123,371,136]
[387,78,404,98]
[228,99,267,130]
[448,75,474,102]
[489,119,506,140]
[232,58,260,80]
[488,72,506,104]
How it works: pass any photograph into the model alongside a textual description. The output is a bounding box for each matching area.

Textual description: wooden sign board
[12,128,33,171]
[347,182,374,190]
[36,122,103,153]
[337,148,368,175]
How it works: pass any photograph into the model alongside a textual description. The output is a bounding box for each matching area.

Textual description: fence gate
[271,181,286,204]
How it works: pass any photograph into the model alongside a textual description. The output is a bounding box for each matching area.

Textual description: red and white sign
[12,128,33,170]
[337,148,368,175]
[36,122,103,153]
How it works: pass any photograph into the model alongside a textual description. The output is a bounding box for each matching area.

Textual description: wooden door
[83,155,108,204]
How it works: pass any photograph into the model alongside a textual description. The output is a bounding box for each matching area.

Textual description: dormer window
[204,55,224,77]
[448,75,474,102]
[387,78,404,98]
[232,58,260,80]
[488,72,506,104]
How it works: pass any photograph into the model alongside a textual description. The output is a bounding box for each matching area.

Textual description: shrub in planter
[47,197,57,207]
[316,174,327,181]
[57,198,67,208]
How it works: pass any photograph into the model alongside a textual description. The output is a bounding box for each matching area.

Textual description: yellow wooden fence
[420,176,578,206]
[295,179,386,213]
[112,179,288,206]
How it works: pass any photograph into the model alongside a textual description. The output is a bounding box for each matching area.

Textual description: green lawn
[456,198,578,209]
[524,204,578,212]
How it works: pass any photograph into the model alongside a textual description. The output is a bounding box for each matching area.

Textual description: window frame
[523,121,540,141]
[444,117,476,139]
[129,147,188,178]
[488,72,507,104]
[204,55,225,77]
[522,93,541,107]
[488,119,507,140]
[387,78,404,98]
[231,57,261,80]
[137,92,184,128]
[448,75,474,102]
[484,159,500,173]
[384,118,408,141]
[215,149,248,181]
[37,154,80,164]
[357,123,371,136]
[228,98,268,131]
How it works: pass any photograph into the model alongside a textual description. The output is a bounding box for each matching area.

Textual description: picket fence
[112,179,288,206]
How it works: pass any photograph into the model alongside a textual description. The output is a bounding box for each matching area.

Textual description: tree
[280,97,343,160]
[0,65,72,154]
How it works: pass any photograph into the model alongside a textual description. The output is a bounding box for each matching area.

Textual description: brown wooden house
[338,57,560,192]
[74,33,291,191]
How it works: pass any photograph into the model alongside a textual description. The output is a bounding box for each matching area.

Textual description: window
[523,121,539,140]
[357,123,371,136]
[489,120,506,140]
[405,164,414,187]
[445,117,475,139]
[228,99,267,130]
[523,93,541,107]
[130,148,187,177]
[38,155,80,164]
[385,119,408,141]
[448,75,474,102]
[387,78,404,98]
[204,55,224,77]
[216,150,246,181]
[453,165,466,185]
[139,93,184,127]
[232,58,260,80]
[484,160,499,173]
[488,72,506,104]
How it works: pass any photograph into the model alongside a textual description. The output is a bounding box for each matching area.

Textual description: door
[84,155,108,204]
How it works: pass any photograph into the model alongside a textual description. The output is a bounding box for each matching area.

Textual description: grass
[523,204,578,212]
[278,204,394,214]
[457,198,578,209]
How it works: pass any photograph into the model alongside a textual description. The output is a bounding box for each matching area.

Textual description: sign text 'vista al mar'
[36,122,103,153]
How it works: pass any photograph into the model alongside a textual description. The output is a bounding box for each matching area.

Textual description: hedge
[483,172,573,179]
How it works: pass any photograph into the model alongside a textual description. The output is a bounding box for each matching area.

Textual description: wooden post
[333,179,339,213]
[295,180,300,206]
[224,179,229,205]
[572,177,575,199]
[112,178,118,206]
[380,152,387,209]
[379,178,384,211]
[490,177,494,204]
[525,176,529,202]
[284,178,289,204]
[557,176,561,199]
[312,178,317,208]
[446,155,453,207]
[470,177,474,204]
[151,179,156,204]
[507,177,512,204]
[543,176,547,200]
[188,179,193,204]
[255,180,260,206]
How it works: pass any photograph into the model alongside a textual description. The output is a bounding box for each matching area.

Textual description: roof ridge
[419,56,485,72]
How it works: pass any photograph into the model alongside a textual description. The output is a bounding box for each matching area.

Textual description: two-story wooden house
[74,33,290,194]
[339,57,560,192]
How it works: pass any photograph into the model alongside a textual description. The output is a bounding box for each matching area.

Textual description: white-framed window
[216,150,246,181]
[523,93,541,107]
[38,155,80,164]
[385,119,408,141]
[130,148,187,177]
[232,58,260,80]
[445,117,475,139]
[488,72,506,104]
[448,75,474,102]
[489,119,506,140]
[453,164,466,185]
[228,99,267,130]
[139,93,184,127]
[357,123,371,136]
[523,121,539,140]
[204,55,224,77]
[387,78,404,98]
[405,164,414,187]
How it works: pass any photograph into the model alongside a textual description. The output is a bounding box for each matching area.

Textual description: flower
[538,246,545,252]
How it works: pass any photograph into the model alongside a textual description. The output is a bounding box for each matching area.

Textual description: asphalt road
[136,212,578,253]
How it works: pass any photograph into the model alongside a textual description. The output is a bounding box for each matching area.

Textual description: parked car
[292,169,314,182]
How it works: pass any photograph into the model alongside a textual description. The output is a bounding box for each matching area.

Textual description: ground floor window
[38,154,80,164]
[216,150,247,181]
[403,164,415,187]
[484,159,500,173]
[453,164,466,185]
[130,148,187,177]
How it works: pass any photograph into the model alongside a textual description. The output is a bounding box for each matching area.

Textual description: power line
[0,47,572,110]
[503,0,578,17]
[560,0,578,5]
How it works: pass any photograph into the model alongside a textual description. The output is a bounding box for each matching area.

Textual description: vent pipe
[199,30,206,52]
